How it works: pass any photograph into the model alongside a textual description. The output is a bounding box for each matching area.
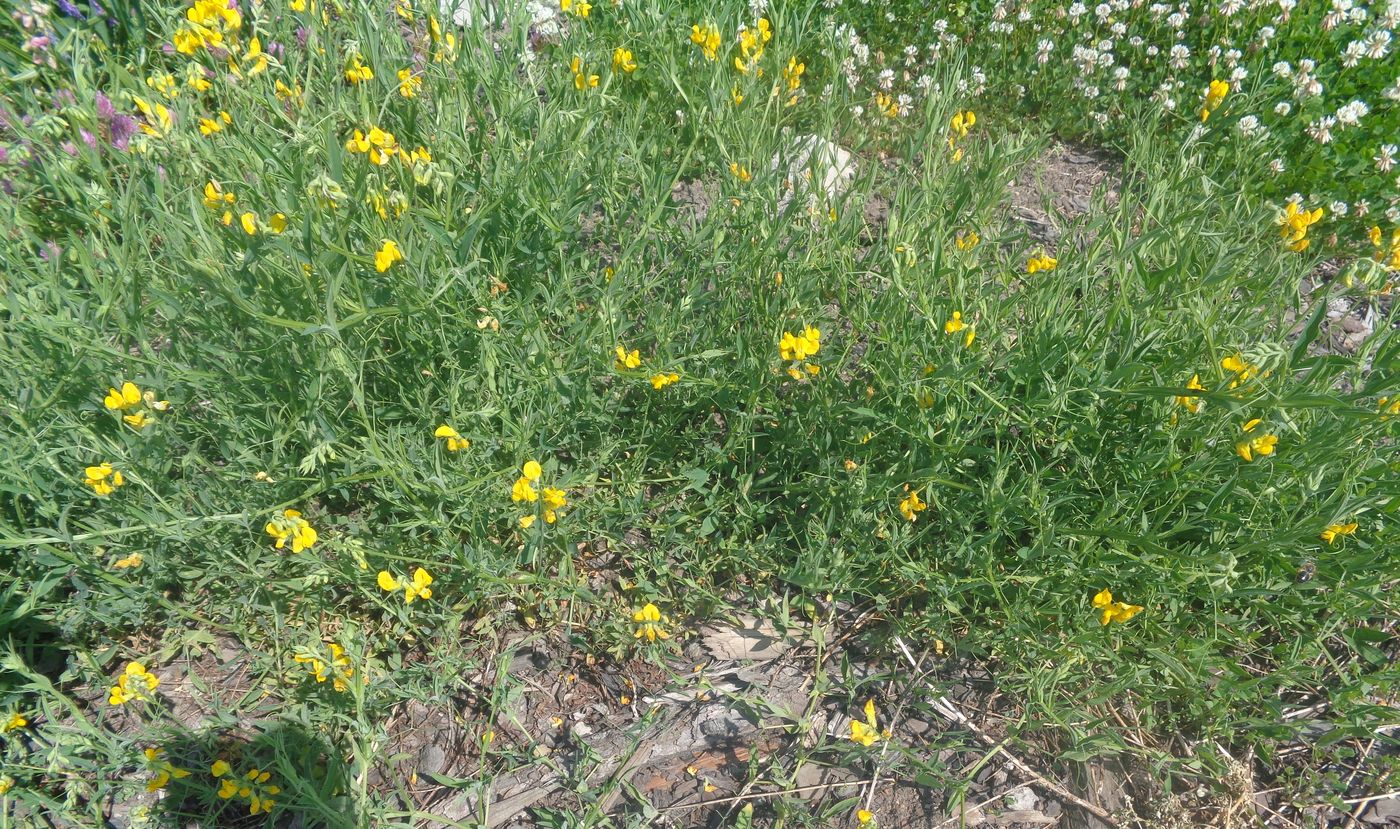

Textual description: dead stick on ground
[893,636,1120,828]
[659,778,873,811]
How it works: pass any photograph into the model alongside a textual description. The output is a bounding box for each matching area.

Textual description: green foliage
[0,0,1396,824]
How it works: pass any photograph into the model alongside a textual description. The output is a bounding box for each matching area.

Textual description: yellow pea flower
[345,56,374,84]
[104,381,142,411]
[1092,589,1143,625]
[434,424,469,451]
[633,602,669,641]
[108,662,159,705]
[612,47,636,73]
[211,760,231,777]
[857,809,875,825]
[1026,253,1057,273]
[1175,374,1206,413]
[1199,79,1229,121]
[265,509,317,552]
[614,346,642,370]
[944,311,966,335]
[375,240,404,272]
[570,55,599,89]
[542,486,567,523]
[2,711,27,732]
[143,747,191,792]
[240,212,259,235]
[1235,418,1278,462]
[83,463,125,496]
[378,567,433,603]
[397,68,422,98]
[649,372,680,390]
[1320,522,1358,544]
[898,489,926,522]
[849,699,881,746]
[954,230,980,251]
[113,553,144,569]
[729,162,752,182]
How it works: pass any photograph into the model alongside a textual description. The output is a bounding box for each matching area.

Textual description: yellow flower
[203,181,236,210]
[949,110,976,138]
[898,489,926,522]
[265,509,317,553]
[1320,522,1358,544]
[83,463,125,497]
[857,809,875,825]
[267,213,288,234]
[143,747,191,792]
[113,553,144,569]
[782,56,805,91]
[375,240,404,272]
[108,662,159,705]
[729,162,752,182]
[1175,374,1206,413]
[944,311,966,335]
[731,86,744,105]
[1199,79,1229,121]
[612,47,636,73]
[614,346,642,370]
[1279,202,1323,252]
[1026,253,1057,273]
[849,699,880,746]
[1220,353,1259,389]
[561,0,591,16]
[778,327,821,361]
[345,55,374,83]
[1234,418,1278,462]
[123,411,152,430]
[397,68,422,98]
[955,230,980,251]
[434,424,469,451]
[633,602,669,641]
[240,211,259,235]
[211,760,231,778]
[0,776,13,795]
[650,372,680,390]
[542,487,567,523]
[104,381,142,411]
[295,643,354,692]
[570,55,599,90]
[690,24,721,61]
[2,711,27,732]
[378,567,433,604]
[512,476,539,502]
[1091,589,1144,625]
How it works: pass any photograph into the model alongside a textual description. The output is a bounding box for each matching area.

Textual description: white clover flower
[749,0,769,14]
[916,74,933,89]
[1306,116,1336,144]
[1365,30,1392,59]
[1275,101,1292,116]
[1238,115,1261,136]
[1069,2,1088,20]
[1330,200,1348,217]
[851,104,864,117]
[1129,35,1144,46]
[1377,144,1398,173]
[1256,25,1276,46]
[1269,158,1286,174]
[1335,99,1369,126]
[934,18,949,32]
[1096,2,1112,19]
[896,93,912,116]
[1388,206,1400,224]
[1113,65,1130,89]
[1276,0,1296,13]
[1111,20,1127,34]
[1169,43,1191,68]
[1092,111,1110,126]
[1146,44,1160,56]
[1019,9,1033,21]
[1083,84,1100,98]
[1149,2,1170,16]
[1385,77,1400,101]
[1272,60,1292,77]
[1230,67,1248,83]
[1355,199,1370,217]
[1036,38,1056,63]
[1167,11,1186,25]
[1219,0,1243,14]
[1342,40,1366,67]
[876,68,894,90]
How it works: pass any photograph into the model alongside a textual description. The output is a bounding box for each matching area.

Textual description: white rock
[771,135,856,214]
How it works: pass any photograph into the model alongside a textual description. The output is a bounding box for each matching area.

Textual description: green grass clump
[0,0,1396,824]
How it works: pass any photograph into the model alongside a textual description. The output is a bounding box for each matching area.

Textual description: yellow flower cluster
[1174,374,1206,413]
[375,240,404,272]
[103,380,169,431]
[1199,79,1229,122]
[633,602,669,641]
[108,662,160,706]
[614,346,641,370]
[204,180,238,226]
[344,54,374,84]
[172,0,242,55]
[570,55,599,90]
[955,230,980,251]
[779,327,821,379]
[345,126,399,166]
[143,747,191,792]
[239,209,288,236]
[612,48,637,74]
[561,0,591,17]
[378,567,434,604]
[198,110,231,137]
[1092,589,1143,625]
[781,56,805,106]
[734,18,771,74]
[265,508,318,553]
[213,760,281,815]
[898,488,927,522]
[1320,522,1357,544]
[1369,225,1400,271]
[1279,202,1324,252]
[2,711,27,733]
[849,699,884,746]
[1235,418,1279,462]
[729,162,752,182]
[509,460,567,528]
[943,311,975,347]
[650,371,680,390]
[1026,252,1058,273]
[83,463,125,497]
[690,24,722,61]
[294,642,354,691]
[435,424,470,451]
